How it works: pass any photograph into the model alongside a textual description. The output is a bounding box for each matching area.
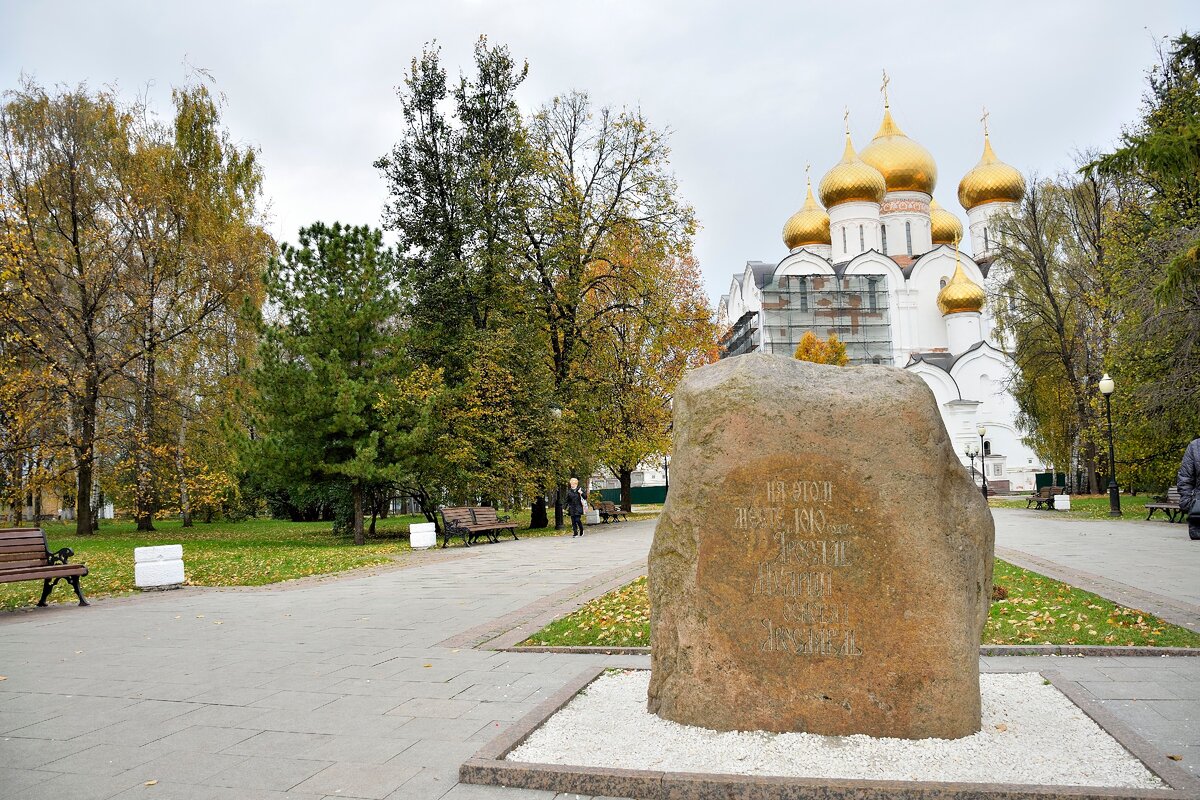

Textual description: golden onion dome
[958,134,1025,210]
[859,106,938,195]
[937,260,986,315]
[783,180,831,248]
[818,132,886,208]
[930,199,964,245]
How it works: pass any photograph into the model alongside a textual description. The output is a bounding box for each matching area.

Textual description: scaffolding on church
[721,274,894,365]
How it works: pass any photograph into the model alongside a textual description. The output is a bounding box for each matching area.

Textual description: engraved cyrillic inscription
[745,479,861,657]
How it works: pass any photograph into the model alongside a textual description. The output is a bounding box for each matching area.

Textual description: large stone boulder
[647,353,993,739]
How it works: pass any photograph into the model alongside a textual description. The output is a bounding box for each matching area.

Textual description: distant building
[717,92,1041,492]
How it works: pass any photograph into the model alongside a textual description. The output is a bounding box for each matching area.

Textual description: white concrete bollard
[585,509,600,525]
[409,522,437,549]
[135,544,185,590]
[1053,494,1071,512]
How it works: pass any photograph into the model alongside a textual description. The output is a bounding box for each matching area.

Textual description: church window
[881,226,888,254]
[841,227,847,253]
[798,277,809,312]
[939,276,948,289]
[867,277,878,312]
[905,221,913,256]
[859,225,864,251]
[983,440,992,456]
[984,227,990,250]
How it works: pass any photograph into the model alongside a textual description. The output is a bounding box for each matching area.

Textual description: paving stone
[388,697,478,719]
[291,760,422,798]
[205,754,333,791]
[392,716,491,742]
[112,750,248,784]
[382,766,456,799]
[152,724,260,753]
[1078,680,1181,700]
[222,729,334,757]
[40,743,163,776]
[0,771,140,800]
[248,689,340,711]
[0,734,94,768]
[298,734,417,765]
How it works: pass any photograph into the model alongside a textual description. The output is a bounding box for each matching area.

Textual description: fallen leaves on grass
[523,563,1200,650]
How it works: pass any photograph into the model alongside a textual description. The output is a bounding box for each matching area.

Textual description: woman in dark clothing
[566,477,586,537]
[1178,437,1200,541]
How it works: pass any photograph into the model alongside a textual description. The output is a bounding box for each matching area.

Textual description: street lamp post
[965,444,978,486]
[976,424,989,499]
[1098,373,1121,517]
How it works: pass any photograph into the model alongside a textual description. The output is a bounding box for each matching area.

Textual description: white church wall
[829,201,881,261]
[949,345,1042,491]
[879,191,933,257]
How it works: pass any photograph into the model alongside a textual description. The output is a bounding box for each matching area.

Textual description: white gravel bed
[508,670,1163,788]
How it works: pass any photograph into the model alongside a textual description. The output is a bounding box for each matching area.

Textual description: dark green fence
[598,485,667,505]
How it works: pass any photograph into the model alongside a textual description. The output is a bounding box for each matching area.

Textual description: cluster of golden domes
[782,96,1023,251]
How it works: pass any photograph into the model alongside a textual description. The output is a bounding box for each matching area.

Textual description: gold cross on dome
[805,163,811,182]
[981,106,990,136]
[881,69,891,106]
[843,106,850,134]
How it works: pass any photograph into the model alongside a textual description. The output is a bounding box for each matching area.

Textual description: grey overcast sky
[2,1,1196,303]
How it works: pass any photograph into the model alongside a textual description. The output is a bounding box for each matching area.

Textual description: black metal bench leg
[68,576,89,606]
[37,578,55,607]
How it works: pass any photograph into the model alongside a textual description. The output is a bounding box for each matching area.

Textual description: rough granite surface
[647,353,995,738]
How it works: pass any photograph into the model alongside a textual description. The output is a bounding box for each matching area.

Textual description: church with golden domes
[717,78,1041,492]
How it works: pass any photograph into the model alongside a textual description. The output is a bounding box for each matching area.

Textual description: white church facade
[716,89,1043,492]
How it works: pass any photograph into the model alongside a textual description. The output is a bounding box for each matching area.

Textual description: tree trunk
[530,495,548,529]
[135,346,157,531]
[73,383,98,536]
[178,405,192,527]
[368,506,378,538]
[352,482,365,546]
[619,469,633,512]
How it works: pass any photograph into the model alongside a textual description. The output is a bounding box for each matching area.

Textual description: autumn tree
[115,84,269,530]
[253,223,404,545]
[523,91,696,523]
[1093,31,1200,488]
[793,331,849,366]
[587,229,717,510]
[0,81,138,533]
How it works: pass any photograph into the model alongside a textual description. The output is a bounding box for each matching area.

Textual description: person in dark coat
[566,477,586,537]
[1178,437,1200,541]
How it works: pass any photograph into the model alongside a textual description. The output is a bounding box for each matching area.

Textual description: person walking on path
[566,477,586,537]
[1179,436,1200,541]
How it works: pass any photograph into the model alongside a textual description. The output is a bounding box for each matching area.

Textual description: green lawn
[989,493,1176,521]
[522,560,1200,649]
[1,507,656,612]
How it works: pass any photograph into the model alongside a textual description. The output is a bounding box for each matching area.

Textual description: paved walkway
[0,513,1196,799]
[992,507,1200,630]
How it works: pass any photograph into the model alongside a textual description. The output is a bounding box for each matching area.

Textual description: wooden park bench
[0,527,89,606]
[596,501,628,523]
[1145,487,1185,523]
[438,507,518,548]
[1025,486,1063,510]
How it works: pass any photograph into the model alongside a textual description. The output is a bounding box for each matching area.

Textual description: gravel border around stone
[508,670,1159,788]
[460,666,1199,800]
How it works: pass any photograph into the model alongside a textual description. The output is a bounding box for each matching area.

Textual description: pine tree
[253,223,404,545]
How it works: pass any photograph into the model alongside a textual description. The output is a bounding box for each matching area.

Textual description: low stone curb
[497,644,1200,657]
[459,666,1200,800]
